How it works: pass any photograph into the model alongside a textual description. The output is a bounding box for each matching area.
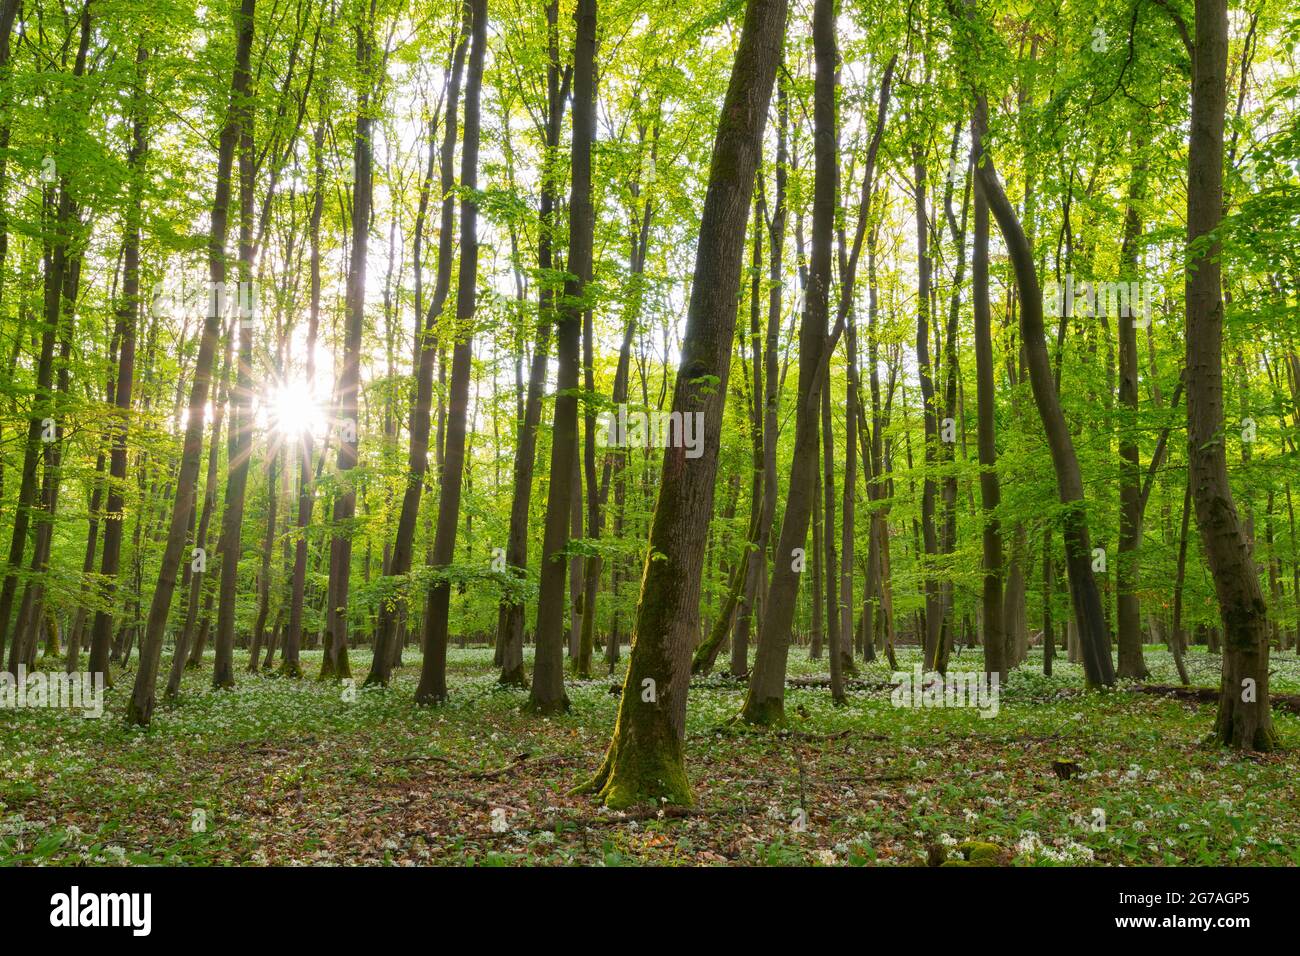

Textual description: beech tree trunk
[528,0,594,713]
[282,104,330,678]
[971,95,1004,680]
[579,0,786,805]
[414,0,488,705]
[496,0,567,687]
[964,28,1115,686]
[212,57,258,690]
[1116,142,1150,680]
[1186,0,1276,749]
[366,14,469,686]
[127,0,254,724]
[321,1,381,683]
[740,0,830,726]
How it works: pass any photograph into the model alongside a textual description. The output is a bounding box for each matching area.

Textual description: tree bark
[579,0,786,804]
[366,13,469,686]
[127,0,255,724]
[528,0,594,713]
[1186,0,1276,749]
[414,0,488,705]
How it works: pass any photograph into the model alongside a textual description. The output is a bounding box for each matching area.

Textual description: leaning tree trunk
[127,0,254,725]
[740,0,830,726]
[578,0,787,806]
[1186,0,1276,749]
[964,55,1115,687]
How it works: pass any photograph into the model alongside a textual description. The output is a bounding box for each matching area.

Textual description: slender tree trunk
[366,14,469,686]
[321,2,381,683]
[282,108,329,679]
[1116,143,1150,679]
[913,147,943,672]
[414,0,488,705]
[127,0,254,725]
[0,7,91,675]
[212,54,259,690]
[172,325,233,688]
[731,80,792,680]
[497,2,567,686]
[971,97,1004,680]
[821,378,843,703]
[1171,477,1192,686]
[740,0,831,726]
[528,0,594,713]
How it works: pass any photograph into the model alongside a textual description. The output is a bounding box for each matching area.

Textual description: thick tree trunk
[1186,0,1276,749]
[578,0,786,805]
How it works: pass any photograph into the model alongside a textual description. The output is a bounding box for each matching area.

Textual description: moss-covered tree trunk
[579,0,787,804]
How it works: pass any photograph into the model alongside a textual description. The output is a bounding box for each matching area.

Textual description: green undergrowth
[1,644,1296,866]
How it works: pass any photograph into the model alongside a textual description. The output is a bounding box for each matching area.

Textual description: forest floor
[2,643,1298,866]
